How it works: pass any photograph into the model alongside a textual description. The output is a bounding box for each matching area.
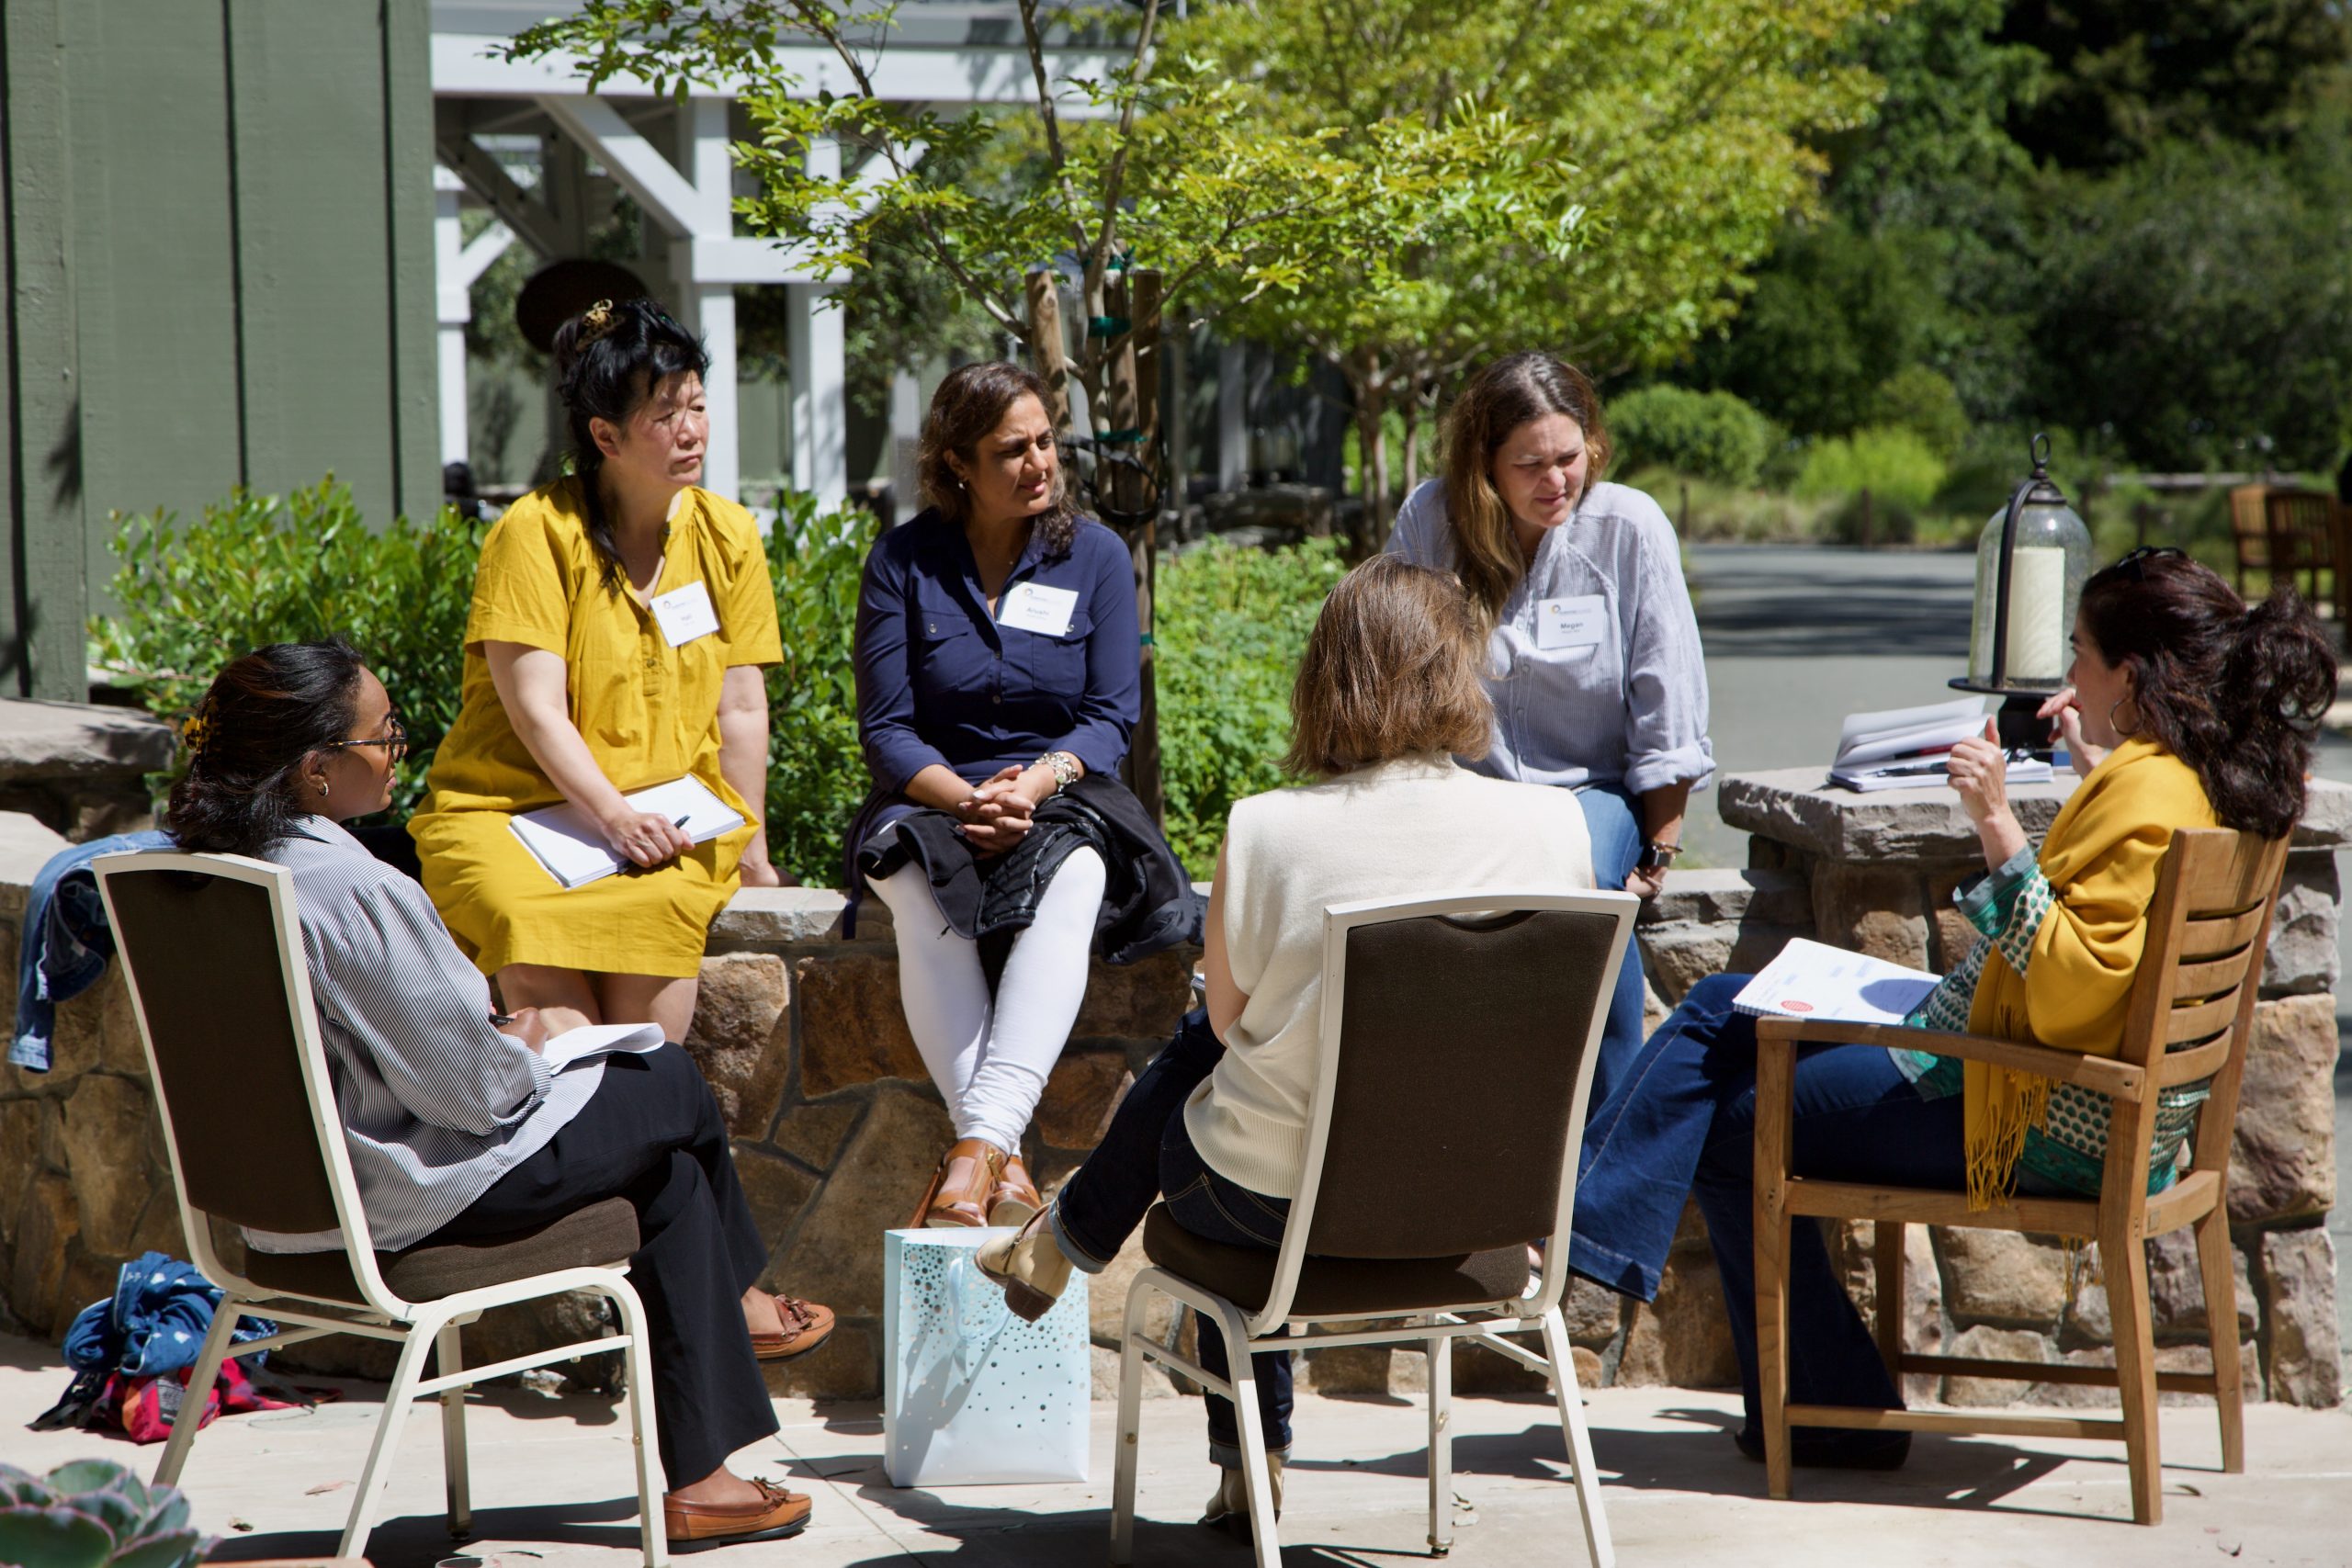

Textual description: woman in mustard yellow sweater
[1569,549,2335,1469]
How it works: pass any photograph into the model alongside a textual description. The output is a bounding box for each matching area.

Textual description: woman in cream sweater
[980,556,1595,1531]
[1569,548,2335,1470]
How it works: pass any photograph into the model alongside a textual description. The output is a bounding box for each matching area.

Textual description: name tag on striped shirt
[1536,594,1606,650]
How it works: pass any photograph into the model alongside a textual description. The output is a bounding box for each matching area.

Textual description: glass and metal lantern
[1951,434,2093,751]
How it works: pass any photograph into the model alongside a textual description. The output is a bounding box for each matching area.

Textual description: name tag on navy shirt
[1536,594,1607,650]
[999,581,1080,636]
[650,581,721,647]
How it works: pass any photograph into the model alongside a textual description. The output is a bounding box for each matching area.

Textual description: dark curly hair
[550,297,711,590]
[916,361,1080,553]
[164,639,369,859]
[2077,553,2335,840]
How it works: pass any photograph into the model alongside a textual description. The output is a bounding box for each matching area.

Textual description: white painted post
[1217,340,1248,491]
[787,135,849,505]
[682,99,742,503]
[888,369,923,521]
[435,169,472,468]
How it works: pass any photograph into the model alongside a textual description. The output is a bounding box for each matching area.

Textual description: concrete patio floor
[3,1333,2347,1567]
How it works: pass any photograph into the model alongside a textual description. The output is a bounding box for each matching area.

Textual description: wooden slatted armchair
[1751,826,2288,1526]
[2262,489,2337,610]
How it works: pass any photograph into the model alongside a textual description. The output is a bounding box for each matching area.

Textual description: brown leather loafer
[663,1477,811,1549]
[750,1293,836,1361]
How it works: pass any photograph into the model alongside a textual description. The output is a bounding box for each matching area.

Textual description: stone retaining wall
[0,780,2339,1409]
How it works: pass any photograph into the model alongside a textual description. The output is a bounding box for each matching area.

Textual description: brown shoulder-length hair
[916,361,1081,553]
[1439,350,1612,625]
[1284,557,1494,779]
[2077,551,2335,840]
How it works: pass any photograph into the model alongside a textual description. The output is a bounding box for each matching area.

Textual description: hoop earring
[2109,698,2140,737]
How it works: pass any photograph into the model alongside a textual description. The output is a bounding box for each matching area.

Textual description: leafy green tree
[1183,0,1883,541]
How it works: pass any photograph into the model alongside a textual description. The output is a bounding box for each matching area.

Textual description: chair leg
[153,1303,243,1488]
[1427,1326,1453,1557]
[1872,1220,1906,1382]
[340,1317,443,1562]
[1753,1042,1797,1504]
[1110,1278,1155,1567]
[435,1322,472,1540]
[1213,1300,1283,1568]
[1541,1307,1614,1568]
[2101,1225,2164,1525]
[603,1283,669,1568]
[2191,1205,2246,1475]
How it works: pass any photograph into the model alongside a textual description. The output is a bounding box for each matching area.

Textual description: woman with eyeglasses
[1566,550,2334,1470]
[165,639,832,1549]
[1385,351,1713,1109]
[408,298,781,1043]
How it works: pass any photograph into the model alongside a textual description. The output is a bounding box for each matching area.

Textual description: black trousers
[423,1045,776,1489]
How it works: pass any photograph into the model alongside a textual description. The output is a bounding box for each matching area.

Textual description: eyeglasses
[328,717,408,764]
[2116,545,2186,581]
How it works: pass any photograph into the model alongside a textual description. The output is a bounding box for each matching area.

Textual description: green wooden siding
[2,0,436,701]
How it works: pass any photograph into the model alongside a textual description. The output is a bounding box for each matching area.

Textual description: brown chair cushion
[243,1198,640,1306]
[1141,1204,1529,1317]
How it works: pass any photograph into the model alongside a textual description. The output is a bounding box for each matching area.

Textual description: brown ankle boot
[913,1138,1007,1228]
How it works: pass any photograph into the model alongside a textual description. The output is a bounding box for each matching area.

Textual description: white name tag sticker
[650,581,721,648]
[1536,594,1608,650]
[998,581,1080,636]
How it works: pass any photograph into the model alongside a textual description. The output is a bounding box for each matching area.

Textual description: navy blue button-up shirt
[854,508,1140,802]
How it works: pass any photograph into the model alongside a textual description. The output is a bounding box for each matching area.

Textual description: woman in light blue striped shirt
[1387,352,1714,1104]
[164,639,832,1550]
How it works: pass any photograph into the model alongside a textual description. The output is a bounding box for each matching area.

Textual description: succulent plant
[0,1460,209,1568]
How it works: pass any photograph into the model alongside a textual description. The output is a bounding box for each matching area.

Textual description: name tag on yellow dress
[650,581,720,647]
[999,581,1080,636]
[1536,594,1607,650]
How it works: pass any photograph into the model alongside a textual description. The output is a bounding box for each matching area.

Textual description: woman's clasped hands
[955,763,1056,855]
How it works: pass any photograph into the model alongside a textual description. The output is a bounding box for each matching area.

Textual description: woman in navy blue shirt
[852,361,1159,1230]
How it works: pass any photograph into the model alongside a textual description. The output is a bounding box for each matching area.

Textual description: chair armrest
[1752,1017,2145,1102]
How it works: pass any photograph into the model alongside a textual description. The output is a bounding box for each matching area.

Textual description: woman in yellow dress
[410,299,782,1041]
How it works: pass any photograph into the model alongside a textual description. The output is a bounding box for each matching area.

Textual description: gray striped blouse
[243,817,605,1254]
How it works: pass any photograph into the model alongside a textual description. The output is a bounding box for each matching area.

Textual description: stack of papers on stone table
[1826,696,2052,793]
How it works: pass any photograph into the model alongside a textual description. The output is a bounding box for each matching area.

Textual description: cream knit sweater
[1182,757,1597,1198]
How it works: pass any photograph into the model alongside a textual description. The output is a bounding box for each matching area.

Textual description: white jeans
[865,844,1106,1155]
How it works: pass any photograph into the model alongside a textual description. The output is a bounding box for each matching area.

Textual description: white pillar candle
[2003,545,2067,681]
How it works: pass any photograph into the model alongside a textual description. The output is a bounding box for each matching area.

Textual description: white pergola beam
[435,32,1119,106]
[536,95,718,238]
[436,133,567,257]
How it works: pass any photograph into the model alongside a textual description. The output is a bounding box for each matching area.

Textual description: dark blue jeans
[1569,974,1969,1440]
[1575,783,1651,1110]
[1053,1008,1294,1465]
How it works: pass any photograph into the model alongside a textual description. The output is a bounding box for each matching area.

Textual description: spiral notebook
[1732,938,1941,1025]
[508,775,744,889]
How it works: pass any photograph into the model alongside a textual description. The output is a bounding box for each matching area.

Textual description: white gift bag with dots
[883,1228,1091,1486]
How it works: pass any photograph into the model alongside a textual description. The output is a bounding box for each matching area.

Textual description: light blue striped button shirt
[243,817,605,1254]
[1387,479,1714,796]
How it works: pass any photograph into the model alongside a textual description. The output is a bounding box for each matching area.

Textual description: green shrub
[1155,537,1343,871]
[93,478,481,818]
[1609,385,1780,488]
[760,492,877,886]
[1793,427,1949,545]
[1871,366,1967,462]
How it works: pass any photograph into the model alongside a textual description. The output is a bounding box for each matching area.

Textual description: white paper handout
[650,581,720,647]
[1832,696,1989,772]
[1731,937,1941,1025]
[1536,594,1608,650]
[508,775,746,890]
[998,581,1080,636]
[511,1021,667,1073]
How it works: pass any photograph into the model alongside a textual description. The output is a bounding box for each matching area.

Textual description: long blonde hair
[1439,351,1612,624]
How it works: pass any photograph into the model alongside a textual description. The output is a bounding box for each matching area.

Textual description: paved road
[1685,542,2352,1367]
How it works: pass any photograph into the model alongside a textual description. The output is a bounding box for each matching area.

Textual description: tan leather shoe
[988,1153,1043,1228]
[749,1294,835,1361]
[976,1206,1073,1323]
[1201,1454,1284,1540]
[913,1138,1007,1228]
[663,1477,810,1549]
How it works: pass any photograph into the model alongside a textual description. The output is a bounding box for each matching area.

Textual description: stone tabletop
[1721,766,2352,864]
[0,698,174,780]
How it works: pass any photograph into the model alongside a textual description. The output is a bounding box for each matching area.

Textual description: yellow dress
[408,480,782,978]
